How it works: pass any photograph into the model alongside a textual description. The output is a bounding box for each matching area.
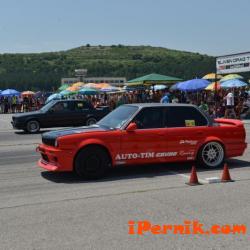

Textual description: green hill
[0,45,215,91]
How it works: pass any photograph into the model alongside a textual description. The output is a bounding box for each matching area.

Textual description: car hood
[42,125,111,143]
[13,110,42,119]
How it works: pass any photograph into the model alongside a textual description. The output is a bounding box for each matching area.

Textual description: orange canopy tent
[95,83,111,89]
[205,82,221,91]
[72,82,85,88]
[66,86,81,92]
[82,83,111,89]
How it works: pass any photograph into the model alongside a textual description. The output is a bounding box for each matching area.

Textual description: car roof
[55,99,86,102]
[124,103,197,108]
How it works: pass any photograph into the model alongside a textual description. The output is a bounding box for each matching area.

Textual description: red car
[37,104,247,178]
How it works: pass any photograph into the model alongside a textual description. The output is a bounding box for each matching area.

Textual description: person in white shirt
[224,90,236,118]
[226,92,234,106]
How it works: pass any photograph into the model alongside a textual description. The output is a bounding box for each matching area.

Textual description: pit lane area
[0,114,249,250]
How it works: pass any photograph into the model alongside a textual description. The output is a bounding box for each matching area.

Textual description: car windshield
[40,100,57,112]
[97,105,138,129]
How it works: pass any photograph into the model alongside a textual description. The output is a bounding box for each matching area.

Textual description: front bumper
[11,120,25,130]
[36,144,74,172]
[38,159,59,171]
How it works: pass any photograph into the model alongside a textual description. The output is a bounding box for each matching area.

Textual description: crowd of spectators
[1,87,249,119]
[0,95,46,114]
[86,88,250,119]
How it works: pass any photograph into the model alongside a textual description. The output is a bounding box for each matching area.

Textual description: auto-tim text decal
[115,152,177,160]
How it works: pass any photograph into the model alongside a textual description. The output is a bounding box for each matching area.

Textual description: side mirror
[126,122,137,132]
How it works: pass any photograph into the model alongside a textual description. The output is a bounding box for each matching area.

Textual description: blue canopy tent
[220,79,247,88]
[60,90,71,96]
[79,88,99,95]
[176,79,210,92]
[100,86,120,93]
[45,93,61,104]
[170,82,180,91]
[0,89,20,96]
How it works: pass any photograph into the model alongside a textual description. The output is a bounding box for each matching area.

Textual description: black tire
[86,117,97,126]
[74,146,111,179]
[26,120,40,133]
[197,141,225,168]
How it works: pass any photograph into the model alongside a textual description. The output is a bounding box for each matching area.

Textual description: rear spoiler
[214,118,244,127]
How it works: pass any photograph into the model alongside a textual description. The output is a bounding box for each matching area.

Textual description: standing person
[36,98,41,110]
[109,98,116,110]
[7,96,12,113]
[224,90,236,118]
[28,97,33,111]
[180,92,187,103]
[160,92,169,103]
[171,95,179,103]
[16,95,21,113]
[104,93,108,105]
[235,97,244,119]
[116,96,124,107]
[23,96,29,112]
[0,96,4,113]
[4,97,8,113]
[12,95,17,113]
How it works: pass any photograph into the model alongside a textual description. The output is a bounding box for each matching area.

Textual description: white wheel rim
[202,142,224,167]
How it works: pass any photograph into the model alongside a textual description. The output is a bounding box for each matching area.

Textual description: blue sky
[0,0,249,55]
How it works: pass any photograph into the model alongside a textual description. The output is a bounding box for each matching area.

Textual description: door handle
[196,131,203,135]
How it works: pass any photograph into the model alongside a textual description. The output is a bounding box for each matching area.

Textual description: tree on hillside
[0,46,220,91]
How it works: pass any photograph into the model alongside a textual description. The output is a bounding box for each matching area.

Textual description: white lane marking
[0,154,38,160]
[205,177,221,183]
[0,143,39,147]
[0,127,72,133]
[169,171,209,184]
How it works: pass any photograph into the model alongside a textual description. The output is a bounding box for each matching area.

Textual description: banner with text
[216,52,250,74]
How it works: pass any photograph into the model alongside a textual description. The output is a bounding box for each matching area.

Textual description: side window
[51,102,71,113]
[74,102,89,111]
[133,107,164,129]
[165,107,208,127]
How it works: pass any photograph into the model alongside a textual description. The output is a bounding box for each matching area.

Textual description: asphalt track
[0,114,250,250]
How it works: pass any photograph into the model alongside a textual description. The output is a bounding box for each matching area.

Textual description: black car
[11,100,109,133]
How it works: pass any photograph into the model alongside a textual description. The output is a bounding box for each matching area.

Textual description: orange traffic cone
[221,163,234,182]
[186,166,201,186]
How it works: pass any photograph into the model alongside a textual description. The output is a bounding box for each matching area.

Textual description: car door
[165,106,209,161]
[118,107,169,165]
[45,101,74,127]
[70,101,93,126]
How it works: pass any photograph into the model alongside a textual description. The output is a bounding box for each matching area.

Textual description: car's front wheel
[197,141,225,168]
[74,146,110,179]
[26,120,40,133]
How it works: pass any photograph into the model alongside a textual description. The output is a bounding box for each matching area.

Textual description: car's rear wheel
[26,120,40,133]
[74,146,110,179]
[197,141,225,168]
[86,117,97,126]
